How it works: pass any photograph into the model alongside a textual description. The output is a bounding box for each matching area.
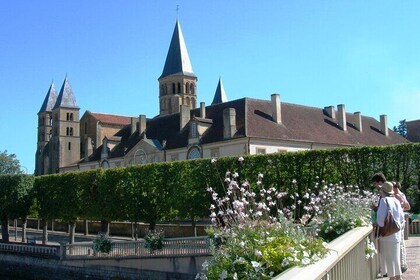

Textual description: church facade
[35,21,408,175]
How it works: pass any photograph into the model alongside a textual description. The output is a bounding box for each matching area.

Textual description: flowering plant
[92,233,112,254]
[196,164,328,280]
[144,229,165,252]
[365,237,377,260]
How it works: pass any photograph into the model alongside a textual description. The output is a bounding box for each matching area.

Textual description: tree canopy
[0,150,22,174]
[393,119,408,138]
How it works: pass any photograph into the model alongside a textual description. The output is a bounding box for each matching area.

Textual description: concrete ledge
[273,226,373,280]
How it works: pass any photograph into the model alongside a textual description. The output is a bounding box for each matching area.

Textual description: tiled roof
[90,112,133,126]
[246,98,408,146]
[53,77,79,109]
[83,97,407,163]
[407,120,420,142]
[212,78,228,105]
[159,20,195,79]
[38,82,58,113]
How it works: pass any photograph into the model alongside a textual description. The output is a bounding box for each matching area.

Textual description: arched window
[190,84,195,95]
[177,82,181,93]
[70,113,73,121]
[187,146,201,160]
[165,84,168,94]
[186,82,190,94]
[172,83,176,94]
[68,142,72,150]
[66,127,70,136]
[160,85,164,95]
[66,113,70,121]
[70,127,73,136]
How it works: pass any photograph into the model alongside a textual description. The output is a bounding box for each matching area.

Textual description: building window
[187,146,201,160]
[68,142,71,150]
[186,82,190,93]
[256,147,266,154]
[67,113,70,121]
[70,113,73,121]
[66,127,70,136]
[191,84,195,95]
[177,82,181,93]
[172,83,176,94]
[70,127,73,136]
[191,122,197,138]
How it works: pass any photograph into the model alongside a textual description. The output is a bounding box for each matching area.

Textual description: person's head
[372,172,386,190]
[393,181,402,193]
[380,181,394,197]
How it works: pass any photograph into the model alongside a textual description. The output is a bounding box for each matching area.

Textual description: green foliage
[29,143,420,225]
[0,174,34,218]
[0,150,22,174]
[144,229,165,252]
[393,119,408,138]
[92,233,112,254]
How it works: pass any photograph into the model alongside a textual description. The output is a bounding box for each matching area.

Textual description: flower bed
[196,158,375,280]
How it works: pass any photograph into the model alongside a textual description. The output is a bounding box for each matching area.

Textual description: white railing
[273,226,378,280]
[0,242,59,258]
[63,236,211,259]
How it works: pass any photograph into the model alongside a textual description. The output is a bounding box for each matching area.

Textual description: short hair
[393,182,402,189]
[371,172,386,183]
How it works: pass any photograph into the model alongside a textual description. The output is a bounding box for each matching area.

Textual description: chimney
[271,94,282,124]
[84,137,93,161]
[180,105,190,130]
[200,102,206,118]
[130,117,137,134]
[324,106,336,119]
[354,112,362,132]
[139,115,146,135]
[337,104,347,131]
[380,114,389,136]
[223,108,237,139]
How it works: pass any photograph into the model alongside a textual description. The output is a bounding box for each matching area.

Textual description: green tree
[0,150,22,174]
[393,119,408,138]
[0,175,34,243]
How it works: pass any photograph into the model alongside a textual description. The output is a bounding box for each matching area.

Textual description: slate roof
[212,78,228,105]
[89,112,133,126]
[159,20,195,79]
[82,97,407,163]
[53,78,79,109]
[38,82,58,113]
[407,120,420,142]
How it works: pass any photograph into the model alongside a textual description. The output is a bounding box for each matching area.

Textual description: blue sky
[1,1,419,174]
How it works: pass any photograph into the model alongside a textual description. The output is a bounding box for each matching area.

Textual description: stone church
[35,21,408,175]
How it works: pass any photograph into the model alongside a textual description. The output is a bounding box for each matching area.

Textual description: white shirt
[377,196,404,242]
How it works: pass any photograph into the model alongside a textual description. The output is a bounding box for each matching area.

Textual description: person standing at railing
[393,182,411,273]
[377,182,405,280]
[371,172,387,277]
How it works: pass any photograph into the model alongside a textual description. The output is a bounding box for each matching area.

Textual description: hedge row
[1,143,420,229]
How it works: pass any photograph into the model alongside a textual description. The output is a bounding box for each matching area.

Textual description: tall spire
[159,20,195,79]
[212,77,228,105]
[39,82,58,113]
[53,77,79,109]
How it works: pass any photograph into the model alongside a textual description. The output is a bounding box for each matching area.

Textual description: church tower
[49,77,80,173]
[35,82,57,175]
[159,20,197,116]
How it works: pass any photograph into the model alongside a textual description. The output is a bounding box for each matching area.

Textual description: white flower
[251,261,261,268]
[233,172,239,178]
[281,258,290,267]
[238,156,244,162]
[211,158,217,164]
[292,179,297,184]
[220,270,228,280]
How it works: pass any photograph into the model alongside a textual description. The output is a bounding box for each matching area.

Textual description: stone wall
[0,252,203,280]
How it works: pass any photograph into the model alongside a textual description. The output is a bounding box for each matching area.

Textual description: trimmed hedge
[5,143,420,227]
